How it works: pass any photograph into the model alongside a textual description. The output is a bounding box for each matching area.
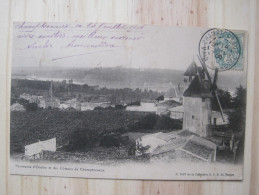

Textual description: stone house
[211,111,229,125]
[20,93,43,104]
[39,97,60,109]
[60,98,81,111]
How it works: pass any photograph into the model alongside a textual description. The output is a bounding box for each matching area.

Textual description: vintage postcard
[10,22,248,180]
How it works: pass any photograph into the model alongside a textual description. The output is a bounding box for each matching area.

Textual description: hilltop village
[10,61,245,164]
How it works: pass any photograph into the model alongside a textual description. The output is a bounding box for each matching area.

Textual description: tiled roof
[157,100,181,107]
[152,137,186,155]
[182,136,216,160]
[138,130,217,162]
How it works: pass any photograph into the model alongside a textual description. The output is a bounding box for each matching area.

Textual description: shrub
[138,114,158,129]
[25,103,38,111]
[154,116,182,130]
[65,129,88,151]
[100,135,120,147]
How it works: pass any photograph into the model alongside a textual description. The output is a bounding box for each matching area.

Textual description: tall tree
[228,86,246,133]
[211,89,232,110]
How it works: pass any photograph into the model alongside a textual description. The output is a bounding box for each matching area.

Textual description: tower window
[192,115,194,119]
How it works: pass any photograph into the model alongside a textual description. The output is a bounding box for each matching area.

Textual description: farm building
[81,101,111,111]
[60,98,81,111]
[211,111,229,125]
[81,102,96,111]
[126,100,157,112]
[20,93,31,101]
[39,97,60,109]
[30,95,43,103]
[136,130,217,163]
[156,100,181,116]
[169,105,184,120]
[10,103,25,111]
[20,93,43,104]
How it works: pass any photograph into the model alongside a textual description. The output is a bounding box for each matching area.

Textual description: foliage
[10,110,144,153]
[228,86,247,133]
[65,128,98,151]
[100,135,120,147]
[127,101,141,106]
[211,89,232,110]
[232,85,246,109]
[114,104,126,110]
[11,79,162,103]
[119,136,136,156]
[65,129,90,151]
[137,114,158,130]
[10,110,182,153]
[154,115,182,130]
[129,114,182,132]
[156,95,164,101]
[25,102,38,111]
[11,98,29,106]
[12,79,50,90]
[136,145,151,160]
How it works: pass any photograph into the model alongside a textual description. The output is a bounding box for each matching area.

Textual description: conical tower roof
[184,61,198,76]
[183,75,211,98]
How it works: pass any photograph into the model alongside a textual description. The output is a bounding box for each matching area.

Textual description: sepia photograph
[10,22,248,180]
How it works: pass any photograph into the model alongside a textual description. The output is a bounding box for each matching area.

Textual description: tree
[232,85,246,109]
[100,135,120,147]
[66,129,89,151]
[25,102,38,111]
[138,114,158,130]
[211,89,232,110]
[228,86,246,133]
[154,116,182,130]
[156,95,164,101]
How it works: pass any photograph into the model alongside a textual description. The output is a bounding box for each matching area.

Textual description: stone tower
[182,66,212,137]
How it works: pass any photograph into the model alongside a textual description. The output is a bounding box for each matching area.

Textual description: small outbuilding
[156,100,181,116]
[211,111,229,125]
[10,103,25,111]
[169,105,184,120]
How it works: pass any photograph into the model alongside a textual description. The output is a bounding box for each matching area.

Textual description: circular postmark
[199,28,241,71]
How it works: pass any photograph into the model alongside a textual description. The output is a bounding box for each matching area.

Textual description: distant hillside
[12,66,246,92]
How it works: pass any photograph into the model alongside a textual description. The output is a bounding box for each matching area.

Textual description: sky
[12,22,246,72]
